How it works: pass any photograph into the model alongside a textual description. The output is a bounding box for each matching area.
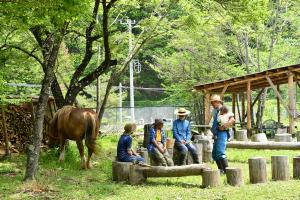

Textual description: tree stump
[197,138,213,163]
[226,167,243,186]
[248,157,267,184]
[275,134,292,142]
[112,161,132,182]
[202,169,221,188]
[277,128,288,134]
[129,164,146,185]
[194,142,203,164]
[251,133,268,142]
[272,155,289,181]
[236,130,248,141]
[138,148,149,164]
[293,157,300,179]
[167,148,173,159]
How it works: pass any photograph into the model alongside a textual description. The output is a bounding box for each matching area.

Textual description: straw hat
[210,94,222,103]
[124,123,137,134]
[174,108,191,116]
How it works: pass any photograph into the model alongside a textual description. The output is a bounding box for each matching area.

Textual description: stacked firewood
[0,104,49,153]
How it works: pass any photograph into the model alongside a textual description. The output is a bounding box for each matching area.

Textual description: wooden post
[277,85,281,123]
[241,93,245,125]
[202,169,221,188]
[232,93,236,135]
[271,155,289,181]
[293,157,300,179]
[204,91,211,125]
[248,157,267,184]
[236,94,242,123]
[1,106,11,156]
[226,167,243,186]
[247,81,251,137]
[288,73,295,134]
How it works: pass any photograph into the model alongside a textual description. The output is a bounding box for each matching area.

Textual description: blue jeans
[174,142,199,165]
[212,131,228,161]
[118,155,145,163]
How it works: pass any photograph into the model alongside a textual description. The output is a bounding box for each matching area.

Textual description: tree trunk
[24,68,55,181]
[98,78,113,123]
[256,89,267,132]
[51,77,65,109]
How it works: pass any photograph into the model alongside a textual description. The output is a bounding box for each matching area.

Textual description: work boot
[220,158,228,173]
[216,160,224,174]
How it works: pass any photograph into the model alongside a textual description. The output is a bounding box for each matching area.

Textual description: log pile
[0,101,53,153]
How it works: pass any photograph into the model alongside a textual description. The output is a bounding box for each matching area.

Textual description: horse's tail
[85,113,99,155]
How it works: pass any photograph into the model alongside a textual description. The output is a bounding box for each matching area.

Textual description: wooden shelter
[193,64,300,135]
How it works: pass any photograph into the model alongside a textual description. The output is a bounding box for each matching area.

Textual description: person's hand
[159,148,165,154]
[181,140,186,144]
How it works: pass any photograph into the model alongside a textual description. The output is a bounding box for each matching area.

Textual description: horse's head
[47,113,60,148]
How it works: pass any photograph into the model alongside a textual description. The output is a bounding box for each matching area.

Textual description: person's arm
[150,128,164,153]
[219,115,235,130]
[126,136,139,156]
[172,120,182,142]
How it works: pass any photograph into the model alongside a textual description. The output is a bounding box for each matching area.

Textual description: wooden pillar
[1,106,11,156]
[241,93,245,126]
[247,81,252,136]
[232,93,236,135]
[277,85,281,123]
[288,73,295,134]
[204,91,211,125]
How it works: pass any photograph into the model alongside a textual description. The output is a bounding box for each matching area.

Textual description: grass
[1,136,300,200]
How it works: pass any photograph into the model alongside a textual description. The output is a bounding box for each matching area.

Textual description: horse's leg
[59,138,66,162]
[86,147,93,169]
[76,140,86,169]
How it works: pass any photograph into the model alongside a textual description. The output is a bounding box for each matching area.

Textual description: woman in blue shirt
[117,123,145,163]
[172,108,199,165]
[148,119,174,166]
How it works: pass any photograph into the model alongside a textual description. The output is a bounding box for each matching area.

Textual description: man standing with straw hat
[210,94,235,173]
[172,108,199,165]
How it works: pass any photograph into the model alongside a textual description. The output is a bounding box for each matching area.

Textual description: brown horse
[48,106,100,169]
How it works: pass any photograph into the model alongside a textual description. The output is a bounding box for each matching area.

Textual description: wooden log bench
[227,141,300,150]
[129,164,211,185]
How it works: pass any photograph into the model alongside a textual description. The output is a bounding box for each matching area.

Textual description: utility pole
[120,18,136,121]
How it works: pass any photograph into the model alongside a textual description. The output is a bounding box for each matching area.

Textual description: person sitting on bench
[172,108,199,165]
[117,123,145,164]
[148,119,174,166]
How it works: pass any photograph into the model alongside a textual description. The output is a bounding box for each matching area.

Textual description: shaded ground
[1,135,300,200]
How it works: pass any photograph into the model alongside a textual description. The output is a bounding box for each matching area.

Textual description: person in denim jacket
[172,108,199,165]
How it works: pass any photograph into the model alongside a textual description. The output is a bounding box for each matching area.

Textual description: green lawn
[1,136,300,200]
